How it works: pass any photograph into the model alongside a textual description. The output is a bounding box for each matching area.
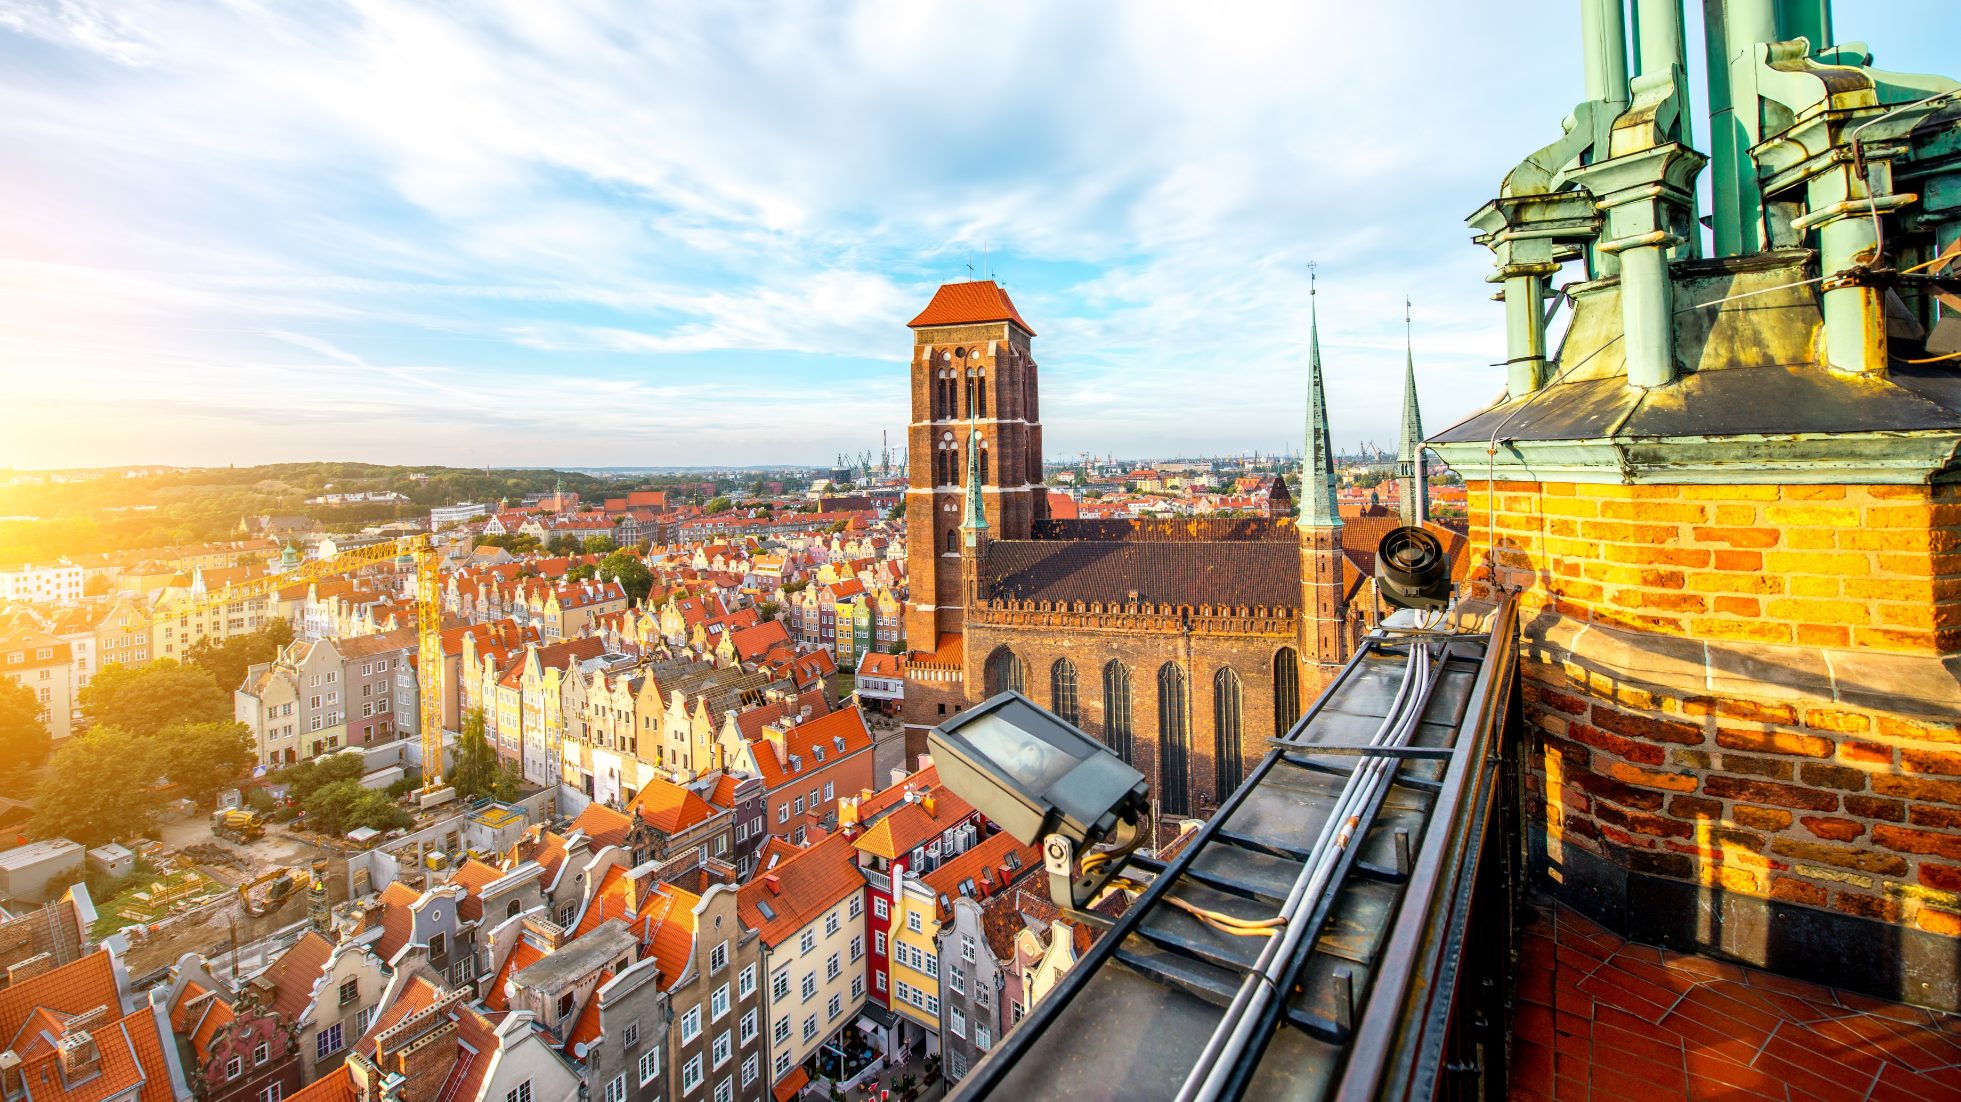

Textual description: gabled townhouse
[237,637,351,766]
[150,564,275,661]
[733,832,866,1092]
[568,777,733,871]
[252,930,390,1082]
[337,628,415,749]
[1,629,73,741]
[301,971,581,1102]
[564,860,769,1102]
[719,705,873,847]
[164,957,303,1102]
[885,832,1039,1060]
[848,768,983,1014]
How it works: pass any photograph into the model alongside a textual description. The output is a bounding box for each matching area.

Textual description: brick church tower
[901,281,1048,731]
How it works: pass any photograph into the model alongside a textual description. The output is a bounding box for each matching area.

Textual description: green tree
[828,519,850,534]
[157,721,256,805]
[186,621,294,695]
[582,535,618,554]
[79,660,230,739]
[31,726,165,845]
[547,534,579,556]
[449,709,500,800]
[597,551,653,604]
[492,761,523,803]
[273,753,365,803]
[704,496,733,514]
[566,563,597,583]
[0,675,50,778]
[303,779,408,835]
[756,599,781,622]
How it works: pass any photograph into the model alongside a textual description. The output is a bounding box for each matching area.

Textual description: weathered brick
[1763,550,1871,574]
[1591,705,1703,746]
[1803,709,1870,735]
[1873,824,1961,860]
[1690,526,1780,548]
[1844,796,1906,822]
[1789,576,1842,598]
[1832,891,1904,923]
[1871,774,1961,805]
[1606,761,1700,793]
[1842,576,1933,601]
[1878,715,1961,745]
[1689,618,1793,644]
[1865,504,1938,528]
[1572,771,1666,811]
[1783,486,1846,501]
[1732,805,1793,831]
[1765,505,1860,527]
[1600,544,1711,568]
[1794,624,1853,648]
[1917,909,1961,937]
[1718,754,1793,780]
[1919,863,1961,893]
[1763,598,1873,625]
[1714,727,1830,758]
[1902,749,1961,776]
[1599,500,1708,524]
[1712,596,1761,617]
[1798,763,1868,792]
[1909,805,1961,830]
[1595,802,1694,839]
[1799,816,1866,842]
[1622,848,1694,879]
[1565,723,1667,766]
[1769,876,1827,906]
[1768,838,1906,875]
[1704,775,1837,810]
[1710,549,1763,572]
[1668,795,1721,819]
[1836,741,1892,766]
[1610,589,1707,613]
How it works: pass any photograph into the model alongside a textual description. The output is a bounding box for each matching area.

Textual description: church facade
[900,279,1386,819]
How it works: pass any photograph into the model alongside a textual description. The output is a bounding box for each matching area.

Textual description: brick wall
[1465,479,1961,939]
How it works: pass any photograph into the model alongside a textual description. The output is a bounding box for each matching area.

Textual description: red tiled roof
[907,280,1035,335]
[0,951,120,1044]
[188,996,235,1059]
[922,831,1040,910]
[624,778,720,836]
[287,1067,357,1102]
[17,1006,176,1102]
[641,887,700,990]
[735,832,863,946]
[372,882,422,960]
[569,804,633,851]
[448,858,504,922]
[559,972,609,1051]
[262,931,337,1021]
[483,939,546,1013]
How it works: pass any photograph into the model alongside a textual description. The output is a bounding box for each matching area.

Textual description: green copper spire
[1397,300,1427,526]
[960,422,989,544]
[1302,271,1341,529]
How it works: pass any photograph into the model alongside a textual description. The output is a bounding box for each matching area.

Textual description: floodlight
[1376,526,1452,611]
[931,691,1150,914]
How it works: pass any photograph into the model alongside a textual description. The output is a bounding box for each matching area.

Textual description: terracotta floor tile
[1743,968,1842,1005]
[1589,1059,1683,1101]
[1594,1015,1684,1070]
[1552,1073,1591,1101]
[1514,1039,1554,1094]
[1759,1024,1883,1082]
[1747,1048,1871,1102]
[1659,949,1744,983]
[1868,1063,1961,1102]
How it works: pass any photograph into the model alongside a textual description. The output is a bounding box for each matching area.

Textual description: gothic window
[945,528,958,554]
[984,647,1025,696]
[1102,661,1133,762]
[1214,668,1244,797]
[1158,663,1190,816]
[1273,647,1302,737]
[1050,659,1079,728]
[977,443,989,485]
[975,370,988,418]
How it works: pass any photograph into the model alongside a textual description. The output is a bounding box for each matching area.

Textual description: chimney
[7,953,53,985]
[921,795,937,819]
[764,875,782,896]
[56,1031,101,1085]
[837,797,860,836]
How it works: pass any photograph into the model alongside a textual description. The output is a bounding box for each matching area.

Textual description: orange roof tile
[923,832,1040,914]
[907,280,1035,335]
[261,931,336,1021]
[641,887,700,990]
[0,951,120,1044]
[287,1066,357,1102]
[624,778,719,836]
[735,832,863,946]
[189,996,236,1060]
[560,976,608,1050]
[483,939,546,1013]
[448,858,504,922]
[372,881,422,960]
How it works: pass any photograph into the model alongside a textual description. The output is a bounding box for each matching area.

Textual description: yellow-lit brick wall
[1465,479,1961,937]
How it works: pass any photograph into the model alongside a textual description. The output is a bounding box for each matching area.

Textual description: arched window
[1158,663,1190,817]
[1102,661,1133,763]
[944,528,957,554]
[977,443,988,485]
[1273,647,1301,737]
[975,370,988,418]
[985,647,1024,696]
[1050,659,1079,728]
[1214,668,1244,797]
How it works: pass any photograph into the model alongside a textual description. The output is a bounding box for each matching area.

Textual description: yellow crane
[143,534,448,790]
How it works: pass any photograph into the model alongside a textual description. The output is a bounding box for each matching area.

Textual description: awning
[771,1067,810,1102]
[855,1003,897,1031]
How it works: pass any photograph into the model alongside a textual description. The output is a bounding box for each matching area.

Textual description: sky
[0,1,1951,471]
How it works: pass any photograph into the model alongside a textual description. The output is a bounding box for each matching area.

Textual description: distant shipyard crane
[140,535,449,793]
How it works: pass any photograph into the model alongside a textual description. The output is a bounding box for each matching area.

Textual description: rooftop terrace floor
[1511,897,1961,1101]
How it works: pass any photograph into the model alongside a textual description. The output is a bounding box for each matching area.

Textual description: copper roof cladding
[907,280,1036,336]
[981,539,1303,610]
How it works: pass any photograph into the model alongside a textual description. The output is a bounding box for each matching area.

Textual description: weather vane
[1307,260,1317,295]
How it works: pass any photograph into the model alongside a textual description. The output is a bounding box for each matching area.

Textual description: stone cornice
[1429,432,1961,486]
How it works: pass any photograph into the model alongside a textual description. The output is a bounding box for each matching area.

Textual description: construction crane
[142,534,449,792]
